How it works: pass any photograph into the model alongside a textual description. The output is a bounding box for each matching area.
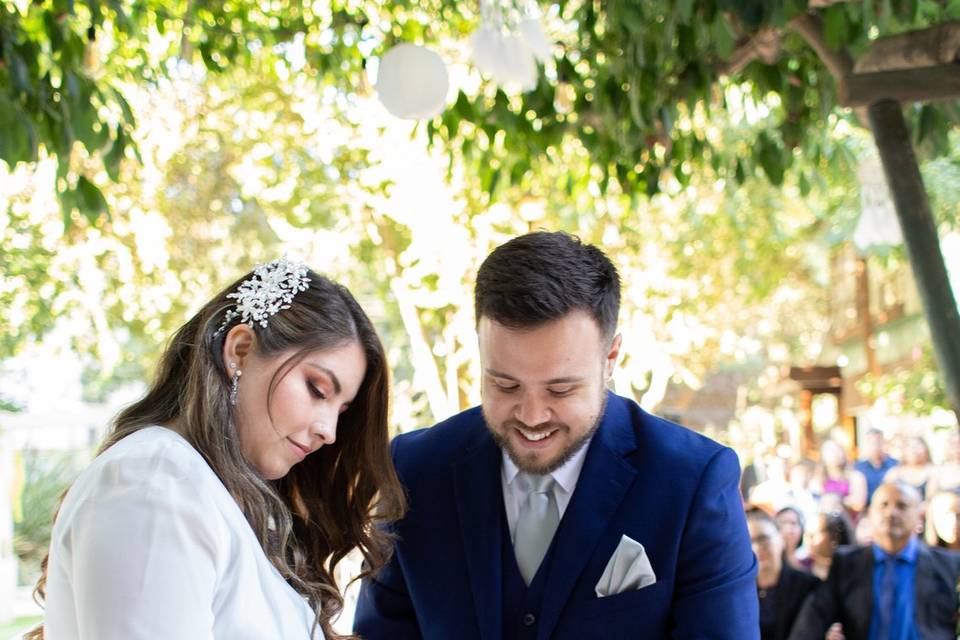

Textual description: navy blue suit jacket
[355,392,759,639]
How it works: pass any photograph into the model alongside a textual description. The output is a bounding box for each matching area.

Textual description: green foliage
[4,0,958,212]
[922,129,960,230]
[433,0,960,205]
[0,197,65,358]
[13,449,86,580]
[857,345,949,416]
[0,0,136,224]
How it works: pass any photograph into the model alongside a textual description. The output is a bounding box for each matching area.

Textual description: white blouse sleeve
[61,450,225,640]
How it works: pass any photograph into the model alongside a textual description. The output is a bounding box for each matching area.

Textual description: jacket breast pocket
[582,580,669,619]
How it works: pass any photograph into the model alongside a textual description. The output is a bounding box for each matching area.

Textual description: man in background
[854,429,898,506]
[789,480,960,640]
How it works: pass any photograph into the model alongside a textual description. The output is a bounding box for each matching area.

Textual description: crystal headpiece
[215,256,310,336]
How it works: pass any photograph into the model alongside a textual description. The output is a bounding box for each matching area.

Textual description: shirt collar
[501,434,594,495]
[872,535,919,565]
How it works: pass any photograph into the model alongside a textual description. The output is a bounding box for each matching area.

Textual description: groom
[355,231,758,639]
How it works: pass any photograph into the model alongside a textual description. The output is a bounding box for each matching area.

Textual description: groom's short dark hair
[474,231,621,341]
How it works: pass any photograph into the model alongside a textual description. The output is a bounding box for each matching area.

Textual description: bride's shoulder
[73,426,215,496]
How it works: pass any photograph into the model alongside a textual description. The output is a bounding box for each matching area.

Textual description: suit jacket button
[523,613,536,626]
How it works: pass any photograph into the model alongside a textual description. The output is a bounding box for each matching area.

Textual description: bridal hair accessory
[215,257,311,336]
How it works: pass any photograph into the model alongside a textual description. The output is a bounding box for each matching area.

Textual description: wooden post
[855,256,879,377]
[800,389,815,458]
[867,100,960,425]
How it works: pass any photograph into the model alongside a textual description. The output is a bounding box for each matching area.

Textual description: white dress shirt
[43,426,320,640]
[500,436,593,543]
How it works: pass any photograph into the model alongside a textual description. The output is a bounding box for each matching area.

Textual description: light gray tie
[514,473,559,585]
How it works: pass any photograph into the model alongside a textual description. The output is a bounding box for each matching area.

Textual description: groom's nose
[514,391,551,427]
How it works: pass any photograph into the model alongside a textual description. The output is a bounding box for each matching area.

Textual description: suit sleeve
[670,447,760,639]
[353,437,423,640]
[786,563,841,640]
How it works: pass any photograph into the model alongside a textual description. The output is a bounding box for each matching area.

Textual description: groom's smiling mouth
[515,426,559,445]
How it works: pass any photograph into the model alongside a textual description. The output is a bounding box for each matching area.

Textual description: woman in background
[748,508,820,640]
[801,510,855,580]
[810,440,867,518]
[886,435,935,500]
[924,489,960,551]
[775,506,806,571]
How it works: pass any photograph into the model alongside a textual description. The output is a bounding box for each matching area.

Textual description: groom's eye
[494,382,519,393]
[547,387,574,397]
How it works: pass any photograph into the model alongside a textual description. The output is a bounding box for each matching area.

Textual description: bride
[28,257,406,639]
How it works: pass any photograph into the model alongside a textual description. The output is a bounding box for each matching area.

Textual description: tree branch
[787,12,870,124]
[718,28,782,77]
[787,12,854,80]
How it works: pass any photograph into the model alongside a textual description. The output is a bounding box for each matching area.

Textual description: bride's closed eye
[307,381,327,400]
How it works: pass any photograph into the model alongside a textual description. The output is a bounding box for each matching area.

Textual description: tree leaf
[75,176,109,223]
[676,0,696,24]
[103,126,126,181]
[712,15,736,59]
[823,5,847,50]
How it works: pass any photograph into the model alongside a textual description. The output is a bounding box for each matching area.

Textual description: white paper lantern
[853,155,902,252]
[375,43,449,120]
[468,7,550,92]
[518,17,552,61]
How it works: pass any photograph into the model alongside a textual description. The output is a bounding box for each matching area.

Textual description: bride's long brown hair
[27,268,406,639]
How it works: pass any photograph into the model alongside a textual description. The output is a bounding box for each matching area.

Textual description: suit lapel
[537,394,638,640]
[453,433,504,640]
[846,547,874,637]
[913,543,948,632]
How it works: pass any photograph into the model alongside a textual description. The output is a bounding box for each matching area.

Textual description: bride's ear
[222,324,256,370]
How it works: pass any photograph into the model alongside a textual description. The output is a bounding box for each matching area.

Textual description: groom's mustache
[502,419,567,433]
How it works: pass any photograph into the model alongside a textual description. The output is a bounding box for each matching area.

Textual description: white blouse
[43,426,321,639]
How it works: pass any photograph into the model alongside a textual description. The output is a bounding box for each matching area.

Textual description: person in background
[853,429,898,506]
[775,506,807,571]
[927,431,960,497]
[924,489,960,551]
[810,440,867,518]
[748,508,821,640]
[854,515,873,547]
[749,456,793,513]
[742,442,770,503]
[885,435,935,500]
[789,481,960,640]
[801,510,855,580]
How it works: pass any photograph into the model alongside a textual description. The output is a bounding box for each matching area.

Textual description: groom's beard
[485,391,607,475]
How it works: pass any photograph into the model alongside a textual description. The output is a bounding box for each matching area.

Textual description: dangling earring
[229,364,242,406]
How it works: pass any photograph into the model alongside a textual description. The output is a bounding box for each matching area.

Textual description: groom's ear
[603,334,622,379]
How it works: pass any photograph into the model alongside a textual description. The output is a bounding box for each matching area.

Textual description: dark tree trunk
[867,100,960,425]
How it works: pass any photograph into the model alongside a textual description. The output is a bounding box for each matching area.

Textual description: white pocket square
[595,534,657,597]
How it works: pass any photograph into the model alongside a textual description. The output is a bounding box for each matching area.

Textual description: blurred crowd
[741,429,960,639]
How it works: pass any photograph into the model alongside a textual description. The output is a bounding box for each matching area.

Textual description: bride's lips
[287,438,310,460]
